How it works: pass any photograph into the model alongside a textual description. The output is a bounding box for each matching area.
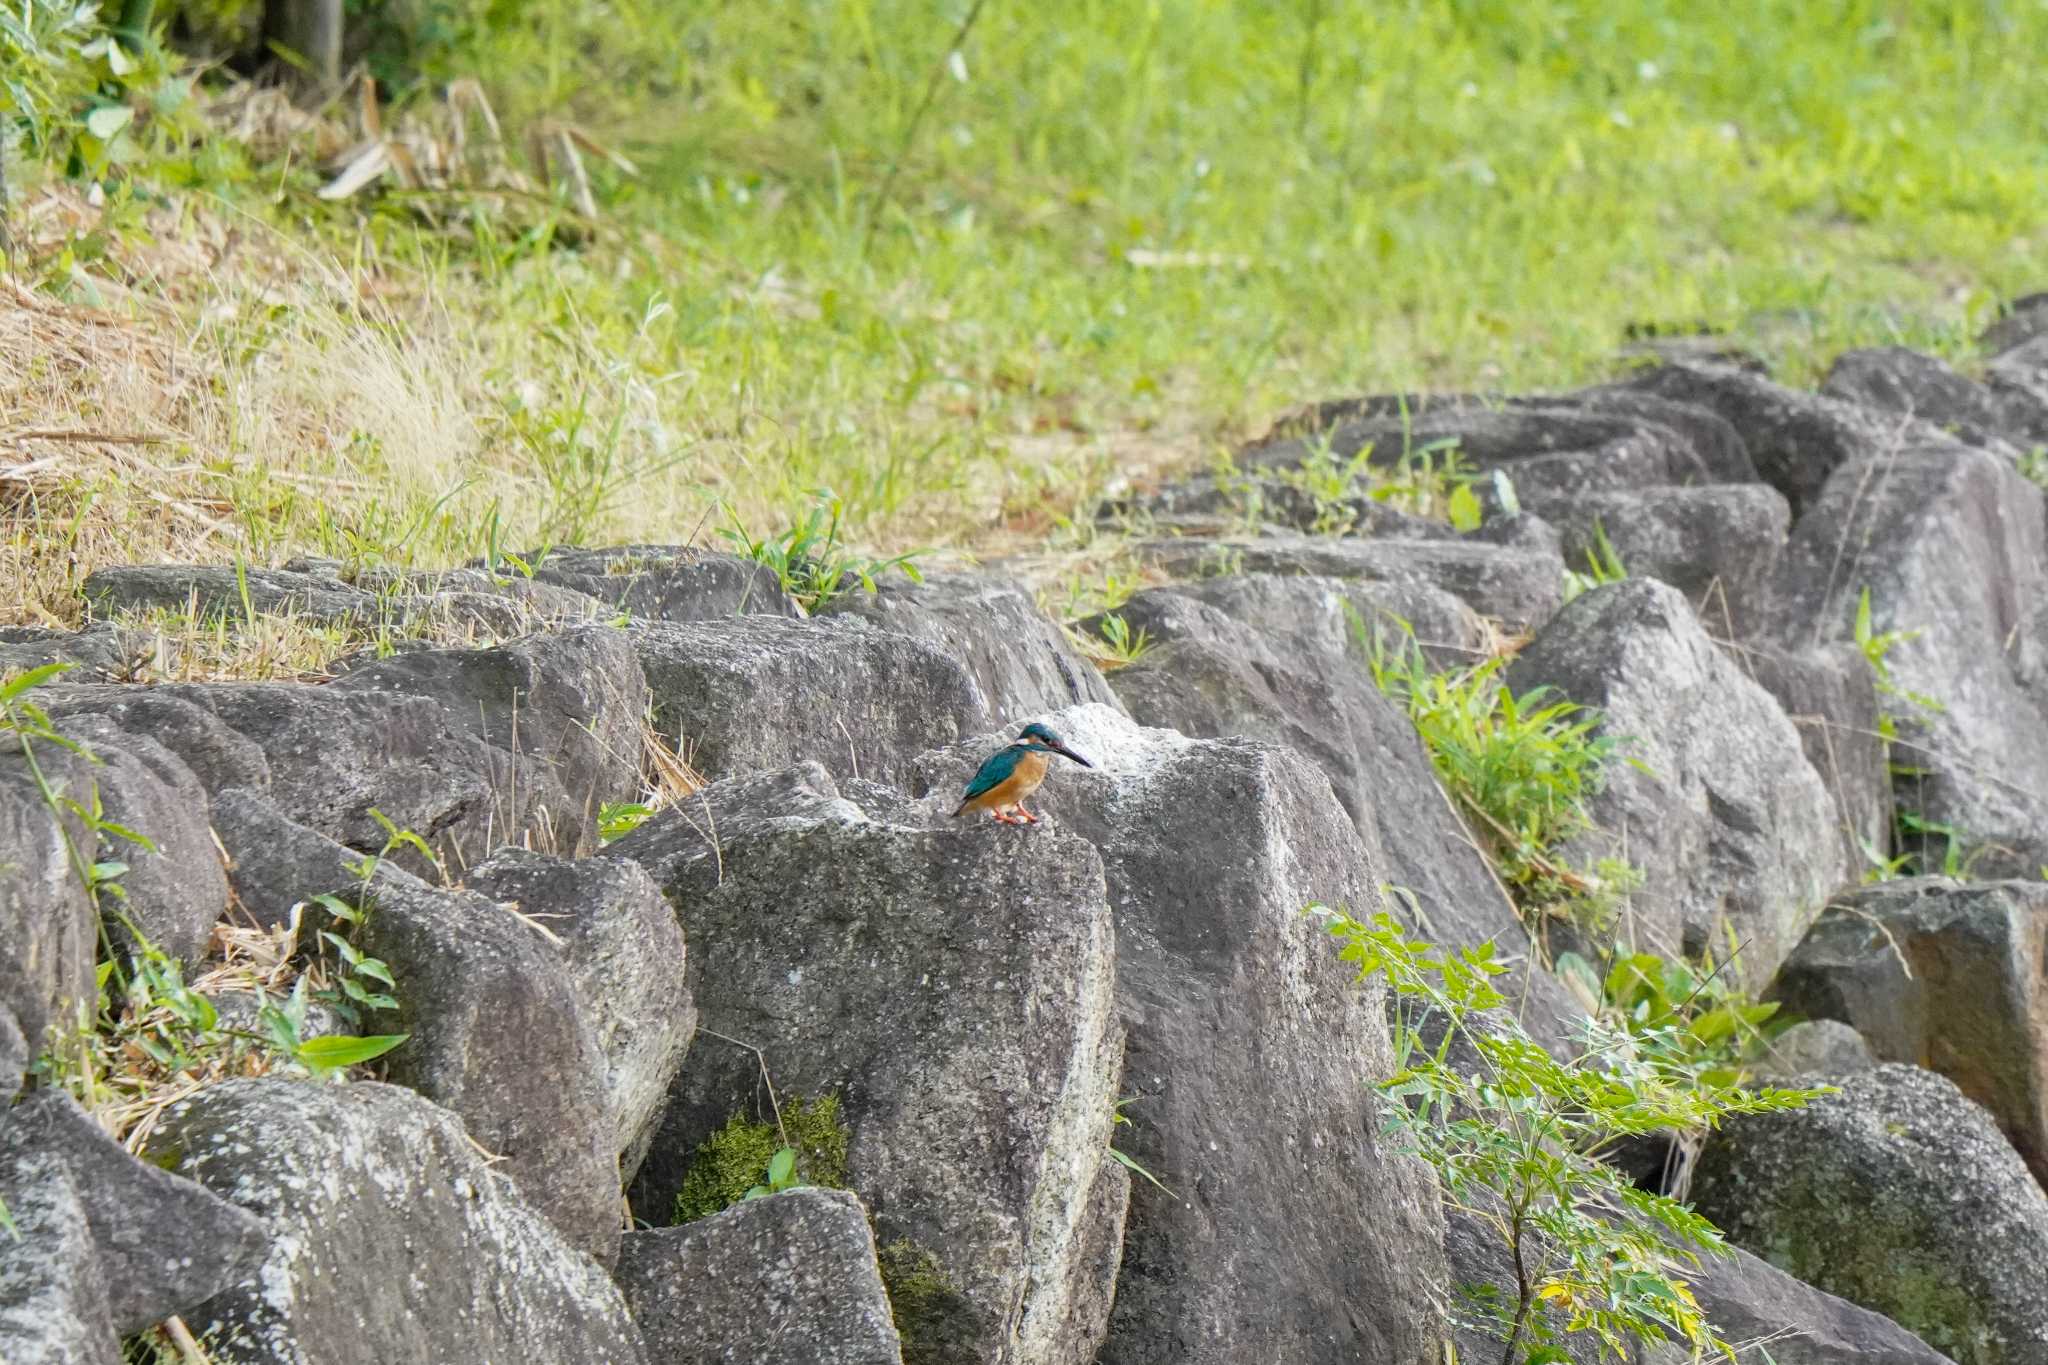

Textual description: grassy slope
[6,0,2046,632]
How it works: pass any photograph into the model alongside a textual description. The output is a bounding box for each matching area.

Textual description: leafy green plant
[598,800,656,844]
[745,1145,802,1201]
[1363,627,1621,917]
[672,1094,849,1223]
[721,489,924,614]
[302,811,420,1031]
[1562,521,1628,603]
[1322,907,1826,1363]
[1087,612,1154,667]
[1555,947,1785,1090]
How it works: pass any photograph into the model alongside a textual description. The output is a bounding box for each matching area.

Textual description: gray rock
[1141,532,1564,635]
[465,849,694,1175]
[1091,585,1581,1055]
[0,623,142,681]
[56,681,568,877]
[1821,347,2026,456]
[1103,471,1461,539]
[211,794,620,1265]
[615,1188,903,1365]
[356,566,607,628]
[145,1079,646,1365]
[1621,362,1950,515]
[1693,1064,2048,1365]
[622,805,1124,1365]
[0,1003,24,1101]
[1160,570,1491,671]
[0,1156,118,1365]
[39,689,271,796]
[826,571,1121,720]
[1751,447,2048,878]
[523,545,800,620]
[1506,579,1847,983]
[1980,293,2048,357]
[1736,641,1892,873]
[0,736,96,1062]
[55,716,226,968]
[1772,879,2048,1182]
[1687,1242,1959,1365]
[1754,1019,1878,1085]
[604,762,863,902]
[330,625,649,857]
[1986,336,2048,446]
[631,615,985,790]
[0,1090,268,1334]
[81,563,379,624]
[1240,390,1757,504]
[1525,484,1791,623]
[910,706,1449,1364]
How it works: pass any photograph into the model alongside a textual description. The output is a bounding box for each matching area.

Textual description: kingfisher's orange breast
[963,747,1052,811]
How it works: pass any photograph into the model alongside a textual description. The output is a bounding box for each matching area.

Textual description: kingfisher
[952,723,1094,825]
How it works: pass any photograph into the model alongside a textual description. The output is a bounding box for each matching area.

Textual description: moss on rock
[876,1238,984,1365]
[670,1094,848,1224]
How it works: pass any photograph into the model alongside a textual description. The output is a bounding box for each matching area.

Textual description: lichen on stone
[670,1094,848,1224]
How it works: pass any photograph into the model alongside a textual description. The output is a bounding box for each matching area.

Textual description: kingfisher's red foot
[990,809,1021,824]
[1016,804,1040,824]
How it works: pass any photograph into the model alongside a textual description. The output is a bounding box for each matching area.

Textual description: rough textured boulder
[909,707,1448,1365]
[0,623,141,680]
[465,848,694,1174]
[1821,346,2027,456]
[1772,879,2048,1182]
[827,571,1122,720]
[1755,1019,1878,1084]
[213,794,620,1265]
[1980,292,2048,356]
[1736,640,1892,872]
[622,803,1125,1365]
[81,563,379,624]
[1239,390,1757,505]
[1986,336,2048,447]
[1752,447,2048,878]
[1154,570,1490,671]
[631,615,986,790]
[616,1188,903,1365]
[1694,1064,2048,1365]
[1141,532,1564,635]
[1524,483,1791,623]
[331,625,649,856]
[1092,584,1581,1054]
[0,1155,118,1364]
[522,544,800,620]
[57,715,227,968]
[145,1080,646,1365]
[604,762,862,901]
[1686,1244,1960,1365]
[0,736,96,1063]
[50,680,567,876]
[1506,579,1847,981]
[1620,362,1945,515]
[0,1090,269,1334]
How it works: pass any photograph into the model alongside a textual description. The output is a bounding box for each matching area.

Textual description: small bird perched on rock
[952,723,1093,825]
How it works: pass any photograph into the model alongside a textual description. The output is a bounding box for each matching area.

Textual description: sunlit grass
[8,0,2048,631]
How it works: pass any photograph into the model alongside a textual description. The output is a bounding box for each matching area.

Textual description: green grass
[9,1,2048,628]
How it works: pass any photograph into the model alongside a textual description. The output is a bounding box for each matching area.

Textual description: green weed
[1086,612,1154,668]
[721,490,924,615]
[1323,907,1824,1363]
[1562,521,1629,603]
[1365,628,1618,912]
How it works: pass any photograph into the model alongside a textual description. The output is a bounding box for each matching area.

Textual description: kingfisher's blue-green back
[962,745,1031,799]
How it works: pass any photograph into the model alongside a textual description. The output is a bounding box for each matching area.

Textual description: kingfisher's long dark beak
[1048,739,1093,768]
